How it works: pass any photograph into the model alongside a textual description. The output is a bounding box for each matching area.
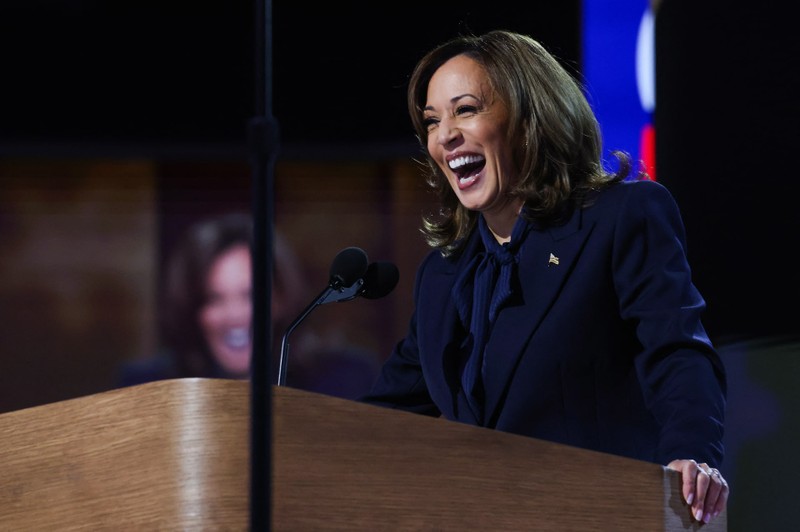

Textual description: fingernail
[686,493,694,505]
[695,509,703,521]
[703,513,711,523]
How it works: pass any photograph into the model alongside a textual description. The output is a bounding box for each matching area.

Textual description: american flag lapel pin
[548,252,560,266]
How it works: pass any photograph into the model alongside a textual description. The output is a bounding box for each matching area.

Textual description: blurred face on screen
[198,244,252,377]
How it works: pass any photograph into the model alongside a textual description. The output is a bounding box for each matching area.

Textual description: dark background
[2,0,798,343]
[655,0,799,343]
[0,0,800,530]
[0,1,580,149]
[3,0,797,343]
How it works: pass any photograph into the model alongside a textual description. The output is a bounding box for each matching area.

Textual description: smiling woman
[116,211,382,400]
[196,242,253,377]
[361,29,730,526]
[118,213,254,384]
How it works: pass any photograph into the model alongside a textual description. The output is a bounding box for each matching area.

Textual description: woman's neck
[482,199,524,243]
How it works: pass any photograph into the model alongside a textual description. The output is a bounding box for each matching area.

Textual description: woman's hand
[667,459,730,524]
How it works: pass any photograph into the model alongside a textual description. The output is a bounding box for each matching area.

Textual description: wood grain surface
[0,379,726,531]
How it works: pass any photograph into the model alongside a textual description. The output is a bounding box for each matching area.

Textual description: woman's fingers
[706,467,730,519]
[666,459,729,523]
[692,463,712,522]
[666,459,698,506]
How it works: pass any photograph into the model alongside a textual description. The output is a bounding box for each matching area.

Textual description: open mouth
[223,327,251,349]
[448,154,485,186]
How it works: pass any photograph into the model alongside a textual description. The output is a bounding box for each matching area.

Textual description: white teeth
[224,328,251,349]
[448,154,484,170]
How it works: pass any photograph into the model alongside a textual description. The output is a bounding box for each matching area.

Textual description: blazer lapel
[482,209,595,423]
[419,232,483,420]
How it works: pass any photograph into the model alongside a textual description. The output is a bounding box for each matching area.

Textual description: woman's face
[198,244,252,377]
[423,54,521,223]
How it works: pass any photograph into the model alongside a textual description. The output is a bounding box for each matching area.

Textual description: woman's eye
[422,116,439,130]
[456,104,478,115]
[204,292,223,307]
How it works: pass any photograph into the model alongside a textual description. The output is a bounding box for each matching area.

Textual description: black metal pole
[249,0,278,529]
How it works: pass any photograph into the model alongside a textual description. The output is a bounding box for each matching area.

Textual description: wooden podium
[0,378,726,530]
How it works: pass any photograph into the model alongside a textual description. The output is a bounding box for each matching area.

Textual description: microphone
[324,261,399,303]
[360,261,399,299]
[328,246,369,290]
[277,247,369,386]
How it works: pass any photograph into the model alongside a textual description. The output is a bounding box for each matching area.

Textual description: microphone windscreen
[329,247,369,288]
[360,261,399,299]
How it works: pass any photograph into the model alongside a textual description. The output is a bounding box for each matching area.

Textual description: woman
[120,212,380,399]
[361,30,729,523]
[120,212,255,383]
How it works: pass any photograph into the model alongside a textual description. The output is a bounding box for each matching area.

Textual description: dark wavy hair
[407,30,636,255]
[161,212,253,377]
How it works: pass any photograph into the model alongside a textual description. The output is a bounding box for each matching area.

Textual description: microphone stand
[277,279,364,386]
[249,0,277,529]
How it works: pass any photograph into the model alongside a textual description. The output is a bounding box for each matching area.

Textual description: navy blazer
[362,179,727,467]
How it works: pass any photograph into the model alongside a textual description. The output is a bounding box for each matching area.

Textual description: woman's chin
[215,349,252,377]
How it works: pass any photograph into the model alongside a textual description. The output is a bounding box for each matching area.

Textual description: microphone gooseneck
[277,246,369,386]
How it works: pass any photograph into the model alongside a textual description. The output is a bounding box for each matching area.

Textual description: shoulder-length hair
[161,212,253,377]
[407,30,632,255]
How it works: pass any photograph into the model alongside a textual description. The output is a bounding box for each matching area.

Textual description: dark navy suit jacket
[362,179,727,467]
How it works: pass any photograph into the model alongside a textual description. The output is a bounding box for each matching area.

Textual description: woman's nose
[436,117,461,146]
[226,297,252,322]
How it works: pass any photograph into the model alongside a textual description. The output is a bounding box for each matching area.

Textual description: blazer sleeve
[612,180,727,467]
[358,253,441,417]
